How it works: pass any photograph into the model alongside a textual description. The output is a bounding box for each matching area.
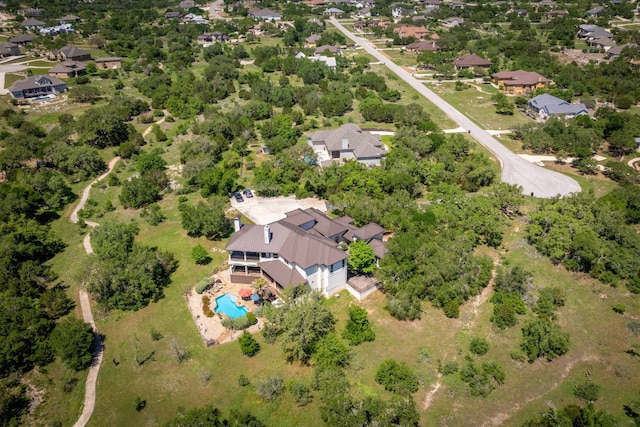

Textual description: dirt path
[70,114,168,427]
[480,354,597,427]
[627,157,640,170]
[423,374,443,410]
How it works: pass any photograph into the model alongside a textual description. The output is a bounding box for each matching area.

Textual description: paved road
[330,18,582,198]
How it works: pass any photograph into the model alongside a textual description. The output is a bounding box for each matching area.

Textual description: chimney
[263,225,271,244]
[233,216,242,232]
[342,138,349,150]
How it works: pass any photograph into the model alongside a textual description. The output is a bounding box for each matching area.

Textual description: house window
[329,264,334,273]
[261,253,271,258]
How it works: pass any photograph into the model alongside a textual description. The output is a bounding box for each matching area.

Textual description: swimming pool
[214,293,249,319]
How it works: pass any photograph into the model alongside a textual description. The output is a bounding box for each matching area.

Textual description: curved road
[330,18,581,198]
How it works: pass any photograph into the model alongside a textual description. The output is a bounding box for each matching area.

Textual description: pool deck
[185,269,264,347]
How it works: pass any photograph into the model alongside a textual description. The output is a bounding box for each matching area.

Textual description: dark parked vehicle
[233,192,244,202]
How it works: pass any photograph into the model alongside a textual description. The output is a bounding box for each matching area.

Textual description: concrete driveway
[330,18,582,198]
[230,195,327,225]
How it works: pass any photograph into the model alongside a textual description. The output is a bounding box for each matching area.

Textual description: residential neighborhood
[0,0,639,427]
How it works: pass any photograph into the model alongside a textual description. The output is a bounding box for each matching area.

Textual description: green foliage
[119,176,162,209]
[89,221,177,311]
[49,317,94,371]
[255,375,284,401]
[314,333,353,370]
[459,361,505,397]
[163,405,264,427]
[520,317,570,362]
[191,245,211,265]
[195,277,213,294]
[0,377,29,427]
[438,361,459,375]
[347,240,377,275]
[492,92,514,115]
[374,359,419,396]
[443,300,460,319]
[150,328,163,341]
[533,287,566,319]
[140,204,166,226]
[522,403,617,427]
[136,148,166,174]
[289,381,313,406]
[238,374,250,387]
[469,337,489,356]
[238,331,260,357]
[342,305,375,346]
[573,381,600,403]
[612,304,626,314]
[221,316,251,331]
[179,197,232,240]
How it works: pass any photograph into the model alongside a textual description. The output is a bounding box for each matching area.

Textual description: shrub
[443,300,460,319]
[438,361,459,375]
[289,381,313,406]
[460,361,505,397]
[521,318,570,362]
[573,381,600,403]
[195,277,213,294]
[150,328,163,341]
[49,318,95,371]
[140,204,166,226]
[222,316,251,330]
[246,312,257,325]
[238,331,260,357]
[613,304,626,314]
[470,337,489,356]
[191,245,211,265]
[342,305,375,346]
[238,374,250,387]
[375,359,419,395]
[256,375,284,401]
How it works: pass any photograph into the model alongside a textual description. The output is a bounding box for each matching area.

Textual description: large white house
[225,208,386,298]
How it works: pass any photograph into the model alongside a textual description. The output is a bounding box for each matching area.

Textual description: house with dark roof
[491,70,551,94]
[48,60,86,78]
[179,0,196,9]
[586,6,605,16]
[9,34,33,45]
[406,40,439,52]
[59,14,81,23]
[95,57,122,69]
[546,9,569,17]
[314,45,341,55]
[607,43,638,58]
[0,42,20,57]
[165,11,183,19]
[198,32,229,45]
[453,53,492,70]
[323,7,345,16]
[308,124,387,166]
[7,75,67,99]
[528,93,588,119]
[442,16,464,27]
[18,8,43,17]
[21,18,45,29]
[48,46,91,62]
[394,25,430,40]
[226,209,386,298]
[305,34,322,47]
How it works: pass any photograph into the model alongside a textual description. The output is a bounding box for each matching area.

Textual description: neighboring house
[607,43,638,58]
[7,75,67,99]
[450,1,466,9]
[59,14,81,23]
[514,8,528,16]
[179,0,196,9]
[442,16,464,27]
[40,24,75,36]
[314,45,341,55]
[453,53,492,70]
[305,0,328,7]
[394,25,430,39]
[355,7,372,18]
[296,52,337,69]
[406,40,440,52]
[305,34,322,47]
[249,8,281,21]
[95,57,122,69]
[48,60,87,78]
[198,32,229,45]
[323,7,345,16]
[21,18,45,29]
[392,6,417,19]
[307,123,387,167]
[536,0,557,7]
[421,0,441,6]
[226,209,386,298]
[48,46,91,62]
[586,6,605,16]
[183,13,209,24]
[590,37,617,51]
[578,24,611,40]
[0,42,20,57]
[18,8,43,17]
[547,9,569,17]
[491,70,551,94]
[528,93,588,119]
[165,11,183,19]
[9,34,34,45]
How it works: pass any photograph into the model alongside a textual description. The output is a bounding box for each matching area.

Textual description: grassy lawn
[428,82,533,130]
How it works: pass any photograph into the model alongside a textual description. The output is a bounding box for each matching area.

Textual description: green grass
[429,82,532,130]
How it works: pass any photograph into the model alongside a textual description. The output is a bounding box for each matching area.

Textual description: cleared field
[429,82,533,130]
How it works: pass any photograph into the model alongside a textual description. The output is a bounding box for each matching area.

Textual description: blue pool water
[214,293,249,319]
